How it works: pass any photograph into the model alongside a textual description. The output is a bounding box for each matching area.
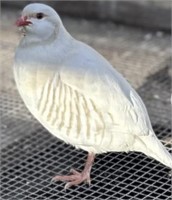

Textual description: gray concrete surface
[1,7,171,93]
[2,0,171,30]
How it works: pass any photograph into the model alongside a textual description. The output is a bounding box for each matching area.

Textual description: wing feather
[60,41,152,136]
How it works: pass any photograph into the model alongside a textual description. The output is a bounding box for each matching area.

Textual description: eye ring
[36,13,44,19]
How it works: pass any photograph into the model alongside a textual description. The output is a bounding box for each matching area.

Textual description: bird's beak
[16,16,32,27]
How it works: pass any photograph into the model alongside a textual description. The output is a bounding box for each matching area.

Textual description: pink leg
[52,152,95,189]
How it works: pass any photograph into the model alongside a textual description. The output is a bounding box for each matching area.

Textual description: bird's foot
[52,168,91,189]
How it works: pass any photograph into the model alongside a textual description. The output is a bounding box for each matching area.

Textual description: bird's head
[16,3,62,43]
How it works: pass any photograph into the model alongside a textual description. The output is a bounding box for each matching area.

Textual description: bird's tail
[133,132,172,169]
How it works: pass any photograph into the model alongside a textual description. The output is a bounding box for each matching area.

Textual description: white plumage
[14,3,172,188]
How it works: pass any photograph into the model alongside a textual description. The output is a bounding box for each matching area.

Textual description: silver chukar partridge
[14,3,172,189]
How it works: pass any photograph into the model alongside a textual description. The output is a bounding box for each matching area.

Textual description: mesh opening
[1,65,171,199]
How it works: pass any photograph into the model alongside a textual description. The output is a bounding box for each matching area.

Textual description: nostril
[24,16,28,20]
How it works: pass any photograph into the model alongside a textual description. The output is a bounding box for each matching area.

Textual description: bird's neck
[16,25,74,67]
[19,24,72,49]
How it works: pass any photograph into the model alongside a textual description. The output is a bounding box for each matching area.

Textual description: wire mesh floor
[1,63,171,199]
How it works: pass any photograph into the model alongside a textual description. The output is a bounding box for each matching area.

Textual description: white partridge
[14,3,172,189]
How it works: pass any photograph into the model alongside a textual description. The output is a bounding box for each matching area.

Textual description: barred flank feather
[36,76,109,149]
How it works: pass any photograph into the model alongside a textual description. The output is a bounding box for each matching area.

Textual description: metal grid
[1,64,171,199]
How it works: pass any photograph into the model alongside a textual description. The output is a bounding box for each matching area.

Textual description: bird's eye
[36,13,44,19]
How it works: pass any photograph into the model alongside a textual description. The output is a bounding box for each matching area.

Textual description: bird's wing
[60,41,152,136]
